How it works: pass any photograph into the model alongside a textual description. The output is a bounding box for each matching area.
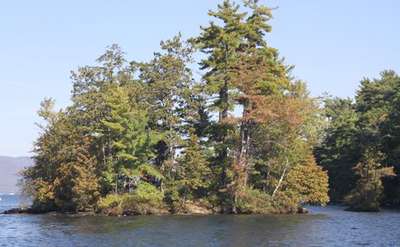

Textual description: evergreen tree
[135,35,195,180]
[344,149,394,211]
[99,85,160,194]
[176,130,212,200]
[193,0,276,210]
[315,97,360,202]
[53,137,100,212]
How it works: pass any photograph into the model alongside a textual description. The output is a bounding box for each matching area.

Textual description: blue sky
[1,0,399,156]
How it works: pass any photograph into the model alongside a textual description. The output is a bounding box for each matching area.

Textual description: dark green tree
[344,149,394,211]
[135,35,195,180]
[315,97,360,202]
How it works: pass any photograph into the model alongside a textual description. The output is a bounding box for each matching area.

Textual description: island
[9,0,399,216]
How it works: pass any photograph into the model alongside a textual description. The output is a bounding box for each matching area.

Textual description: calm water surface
[1,195,399,247]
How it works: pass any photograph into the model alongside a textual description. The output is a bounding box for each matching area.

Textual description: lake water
[1,195,399,247]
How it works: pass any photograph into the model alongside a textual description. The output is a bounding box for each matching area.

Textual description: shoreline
[1,206,309,216]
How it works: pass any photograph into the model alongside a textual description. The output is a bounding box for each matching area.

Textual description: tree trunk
[237,100,251,187]
[272,157,289,198]
[218,81,229,187]
[232,100,251,213]
[219,81,229,121]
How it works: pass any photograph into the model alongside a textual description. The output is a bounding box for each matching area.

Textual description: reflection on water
[1,195,400,247]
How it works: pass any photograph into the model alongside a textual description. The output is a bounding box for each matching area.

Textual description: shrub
[97,182,166,215]
[164,183,184,213]
[284,155,330,206]
[271,191,300,214]
[235,187,274,214]
[97,193,125,216]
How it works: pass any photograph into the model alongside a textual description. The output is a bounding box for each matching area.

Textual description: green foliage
[284,155,329,206]
[53,137,100,212]
[235,187,274,214]
[97,194,125,215]
[134,34,195,181]
[344,150,395,211]
[315,97,360,202]
[98,85,160,193]
[130,164,164,181]
[97,182,165,215]
[176,131,212,199]
[133,182,164,202]
[121,182,165,215]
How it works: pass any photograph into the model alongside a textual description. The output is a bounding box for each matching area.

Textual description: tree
[22,99,69,212]
[194,0,280,210]
[284,154,329,207]
[135,34,195,180]
[245,80,327,210]
[23,100,101,212]
[344,149,394,211]
[176,130,212,200]
[98,85,160,194]
[71,44,128,97]
[228,47,291,209]
[315,97,360,202]
[53,137,100,212]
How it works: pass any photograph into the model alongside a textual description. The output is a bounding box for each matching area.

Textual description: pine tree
[194,0,275,210]
[177,130,212,200]
[99,85,160,194]
[135,34,194,180]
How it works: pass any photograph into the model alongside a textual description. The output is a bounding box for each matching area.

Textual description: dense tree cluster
[316,71,400,211]
[22,0,329,215]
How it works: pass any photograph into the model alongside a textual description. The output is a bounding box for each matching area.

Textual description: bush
[344,179,382,212]
[271,191,301,214]
[133,182,164,202]
[164,183,184,213]
[97,182,166,215]
[122,182,166,215]
[235,187,274,214]
[97,193,125,215]
[29,180,57,213]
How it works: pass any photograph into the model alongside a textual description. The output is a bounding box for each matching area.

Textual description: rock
[2,207,30,214]
[297,207,309,214]
[180,201,214,215]
[1,207,46,214]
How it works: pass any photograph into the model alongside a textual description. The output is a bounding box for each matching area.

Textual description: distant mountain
[0,156,33,194]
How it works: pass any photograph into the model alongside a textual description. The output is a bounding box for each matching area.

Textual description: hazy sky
[1,0,399,157]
